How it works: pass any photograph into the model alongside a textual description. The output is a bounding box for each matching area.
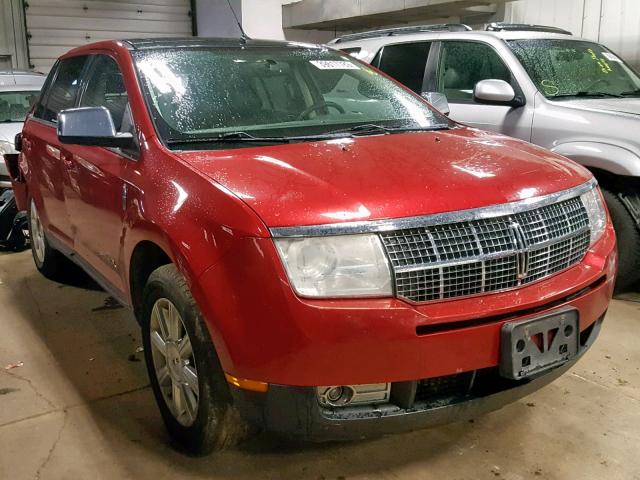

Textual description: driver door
[59,54,136,293]
[434,40,534,141]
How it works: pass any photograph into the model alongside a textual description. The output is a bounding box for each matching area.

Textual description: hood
[0,122,23,145]
[558,97,640,117]
[178,128,591,228]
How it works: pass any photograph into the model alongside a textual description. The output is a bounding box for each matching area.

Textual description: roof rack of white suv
[486,23,572,35]
[329,24,472,44]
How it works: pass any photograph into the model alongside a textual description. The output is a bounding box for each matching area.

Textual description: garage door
[24,0,194,72]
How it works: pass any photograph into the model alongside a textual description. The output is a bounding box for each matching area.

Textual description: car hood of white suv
[0,122,23,148]
[558,97,640,117]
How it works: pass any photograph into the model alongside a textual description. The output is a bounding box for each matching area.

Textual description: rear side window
[438,41,514,102]
[39,55,88,123]
[376,42,431,93]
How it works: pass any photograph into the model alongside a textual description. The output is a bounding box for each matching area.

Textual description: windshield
[133,46,451,145]
[509,39,640,99]
[0,91,39,122]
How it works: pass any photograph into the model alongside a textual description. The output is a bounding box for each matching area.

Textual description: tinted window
[438,41,513,101]
[41,56,88,122]
[80,55,131,131]
[377,42,431,93]
[0,91,40,122]
[34,63,58,120]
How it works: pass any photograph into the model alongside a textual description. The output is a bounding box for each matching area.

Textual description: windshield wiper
[326,123,449,137]
[166,131,292,145]
[620,89,640,97]
[551,91,624,99]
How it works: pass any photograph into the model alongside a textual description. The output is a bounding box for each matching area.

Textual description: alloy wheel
[149,298,199,427]
[30,201,46,263]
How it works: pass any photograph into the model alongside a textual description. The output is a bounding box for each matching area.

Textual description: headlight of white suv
[274,234,392,298]
[0,140,15,155]
[580,185,607,245]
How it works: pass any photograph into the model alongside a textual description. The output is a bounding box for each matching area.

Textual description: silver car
[0,70,45,188]
[332,23,640,291]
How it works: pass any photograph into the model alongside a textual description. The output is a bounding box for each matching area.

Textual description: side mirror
[57,107,134,149]
[421,91,450,116]
[473,79,523,107]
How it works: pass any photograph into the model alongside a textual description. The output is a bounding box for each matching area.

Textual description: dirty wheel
[28,199,65,279]
[142,264,249,454]
[601,189,640,293]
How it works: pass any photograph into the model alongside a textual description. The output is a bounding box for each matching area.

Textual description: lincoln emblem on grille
[509,220,530,280]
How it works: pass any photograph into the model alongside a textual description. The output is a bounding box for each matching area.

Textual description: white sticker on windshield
[602,52,622,62]
[310,60,360,70]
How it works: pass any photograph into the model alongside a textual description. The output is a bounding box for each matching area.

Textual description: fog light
[327,386,345,403]
[317,383,390,407]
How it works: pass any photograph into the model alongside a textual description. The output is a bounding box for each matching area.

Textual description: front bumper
[230,316,603,441]
[195,225,616,386]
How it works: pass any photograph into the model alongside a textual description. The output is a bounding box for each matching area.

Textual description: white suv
[0,70,45,188]
[331,23,640,291]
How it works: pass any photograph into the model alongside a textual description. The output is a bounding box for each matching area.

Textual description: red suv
[6,38,616,454]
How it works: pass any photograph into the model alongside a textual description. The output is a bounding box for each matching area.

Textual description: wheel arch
[551,141,640,177]
[128,239,173,321]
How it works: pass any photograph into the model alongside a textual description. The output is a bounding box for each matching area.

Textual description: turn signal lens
[224,373,269,393]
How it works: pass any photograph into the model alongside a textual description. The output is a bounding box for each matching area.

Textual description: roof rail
[486,23,572,35]
[329,23,472,44]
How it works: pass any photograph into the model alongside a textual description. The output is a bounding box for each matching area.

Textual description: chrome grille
[381,197,591,303]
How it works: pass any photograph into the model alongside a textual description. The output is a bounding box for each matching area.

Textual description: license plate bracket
[500,308,579,380]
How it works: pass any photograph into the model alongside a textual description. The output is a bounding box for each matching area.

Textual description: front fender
[551,142,640,177]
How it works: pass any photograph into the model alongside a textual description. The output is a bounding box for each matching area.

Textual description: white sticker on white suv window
[602,52,622,62]
[310,60,360,70]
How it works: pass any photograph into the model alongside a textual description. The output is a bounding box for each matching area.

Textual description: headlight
[274,234,392,298]
[0,140,15,155]
[580,185,607,245]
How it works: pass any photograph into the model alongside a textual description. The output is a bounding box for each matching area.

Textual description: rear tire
[28,199,65,279]
[602,189,640,292]
[141,264,249,455]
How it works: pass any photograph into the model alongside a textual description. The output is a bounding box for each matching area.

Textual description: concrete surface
[0,249,639,480]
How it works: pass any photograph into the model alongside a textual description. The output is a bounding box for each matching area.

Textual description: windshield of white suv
[509,39,640,100]
[133,46,451,146]
[0,91,39,122]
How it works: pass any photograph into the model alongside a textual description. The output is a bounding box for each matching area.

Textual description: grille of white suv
[379,197,590,302]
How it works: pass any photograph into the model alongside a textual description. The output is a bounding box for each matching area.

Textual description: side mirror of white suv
[421,92,450,116]
[474,79,524,107]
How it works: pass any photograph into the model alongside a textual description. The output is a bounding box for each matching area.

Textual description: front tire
[602,189,640,292]
[28,199,65,279]
[141,264,248,454]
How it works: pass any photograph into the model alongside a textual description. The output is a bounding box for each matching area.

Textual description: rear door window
[437,41,514,102]
[40,55,88,123]
[376,42,432,93]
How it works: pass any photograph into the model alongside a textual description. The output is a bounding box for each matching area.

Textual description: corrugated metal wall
[0,0,29,69]
[505,0,640,69]
[24,0,194,72]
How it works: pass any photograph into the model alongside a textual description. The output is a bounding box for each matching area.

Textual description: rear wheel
[28,199,65,279]
[601,189,640,292]
[142,264,249,454]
